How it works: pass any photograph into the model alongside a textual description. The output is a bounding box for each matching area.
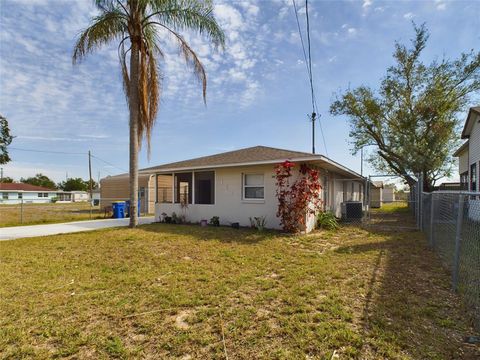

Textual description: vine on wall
[274,161,323,232]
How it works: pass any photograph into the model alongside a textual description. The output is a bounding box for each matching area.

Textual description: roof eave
[154,156,364,180]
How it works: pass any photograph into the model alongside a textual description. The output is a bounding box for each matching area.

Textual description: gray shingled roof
[103,145,363,180]
[142,146,319,172]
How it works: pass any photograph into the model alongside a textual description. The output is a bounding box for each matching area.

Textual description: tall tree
[0,114,13,165]
[21,174,57,189]
[330,24,480,191]
[0,176,14,183]
[73,0,225,227]
[58,177,98,192]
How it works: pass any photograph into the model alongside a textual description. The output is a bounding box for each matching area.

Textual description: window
[44,193,48,197]
[2,193,8,200]
[243,174,264,200]
[18,193,22,199]
[175,172,192,204]
[460,171,469,190]
[38,193,43,198]
[194,171,215,204]
[471,163,477,191]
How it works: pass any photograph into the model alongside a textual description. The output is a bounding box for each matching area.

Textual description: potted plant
[209,216,220,227]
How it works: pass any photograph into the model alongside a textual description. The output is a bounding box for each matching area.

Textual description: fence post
[20,197,24,224]
[452,194,464,292]
[429,193,435,248]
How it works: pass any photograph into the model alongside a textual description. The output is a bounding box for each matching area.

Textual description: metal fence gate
[362,174,421,230]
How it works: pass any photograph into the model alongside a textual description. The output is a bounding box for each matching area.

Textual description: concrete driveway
[0,216,156,241]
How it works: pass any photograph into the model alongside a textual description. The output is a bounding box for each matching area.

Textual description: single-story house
[0,183,59,204]
[0,183,90,204]
[149,146,365,232]
[454,106,480,191]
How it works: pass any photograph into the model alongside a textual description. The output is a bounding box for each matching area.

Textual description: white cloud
[403,12,415,20]
[436,1,447,11]
[362,0,373,9]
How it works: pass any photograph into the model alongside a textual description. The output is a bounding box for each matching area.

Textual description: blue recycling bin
[112,201,126,218]
[125,199,141,217]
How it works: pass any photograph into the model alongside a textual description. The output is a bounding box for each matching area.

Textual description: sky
[0,0,479,183]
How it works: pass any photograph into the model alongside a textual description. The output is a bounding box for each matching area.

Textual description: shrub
[249,216,267,231]
[209,216,220,226]
[316,211,339,230]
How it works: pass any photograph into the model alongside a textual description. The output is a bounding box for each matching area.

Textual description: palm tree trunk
[128,37,140,228]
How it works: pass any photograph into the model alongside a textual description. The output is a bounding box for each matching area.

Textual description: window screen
[194,171,215,204]
[243,174,264,199]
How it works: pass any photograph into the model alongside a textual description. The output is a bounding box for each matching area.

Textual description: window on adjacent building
[194,171,215,204]
[2,193,8,200]
[18,193,22,199]
[38,193,43,198]
[243,174,264,200]
[44,193,48,197]
[460,171,469,190]
[471,163,477,191]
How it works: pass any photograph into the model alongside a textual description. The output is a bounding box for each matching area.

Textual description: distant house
[454,106,480,191]
[369,181,396,208]
[0,183,89,204]
[150,146,365,232]
[0,183,59,204]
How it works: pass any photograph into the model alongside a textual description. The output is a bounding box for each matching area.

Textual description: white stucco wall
[155,164,362,232]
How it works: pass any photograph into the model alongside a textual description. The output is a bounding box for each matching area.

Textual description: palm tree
[73,0,225,227]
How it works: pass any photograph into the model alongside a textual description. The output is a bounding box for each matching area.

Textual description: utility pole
[311,112,316,154]
[88,150,93,200]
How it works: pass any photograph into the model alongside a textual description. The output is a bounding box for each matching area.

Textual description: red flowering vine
[275,161,322,232]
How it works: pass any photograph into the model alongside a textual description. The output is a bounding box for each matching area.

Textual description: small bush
[249,216,267,231]
[209,216,220,226]
[317,211,339,230]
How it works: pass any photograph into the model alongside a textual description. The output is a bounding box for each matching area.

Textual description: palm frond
[145,0,225,49]
[73,6,128,64]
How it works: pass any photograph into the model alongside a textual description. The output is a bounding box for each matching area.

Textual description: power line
[9,146,127,173]
[9,147,85,155]
[292,0,328,156]
[90,154,128,173]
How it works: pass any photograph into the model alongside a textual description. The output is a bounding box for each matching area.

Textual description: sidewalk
[0,216,156,241]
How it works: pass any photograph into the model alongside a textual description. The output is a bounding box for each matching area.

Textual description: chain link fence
[422,191,480,330]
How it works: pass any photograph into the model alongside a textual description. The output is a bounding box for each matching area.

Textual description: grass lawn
[0,202,103,227]
[1,223,478,359]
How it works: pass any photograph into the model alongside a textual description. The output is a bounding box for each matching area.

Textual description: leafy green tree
[0,176,14,183]
[0,114,13,164]
[58,178,98,191]
[73,0,225,227]
[20,173,57,189]
[330,24,480,191]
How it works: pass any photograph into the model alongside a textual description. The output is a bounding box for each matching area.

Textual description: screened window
[194,171,215,204]
[175,173,192,204]
[471,163,477,191]
[243,174,264,200]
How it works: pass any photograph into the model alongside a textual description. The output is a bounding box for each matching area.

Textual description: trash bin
[112,201,126,219]
[125,199,141,218]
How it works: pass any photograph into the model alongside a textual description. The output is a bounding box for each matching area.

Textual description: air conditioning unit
[341,201,363,220]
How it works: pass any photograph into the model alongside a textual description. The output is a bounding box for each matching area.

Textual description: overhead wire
[292,0,329,156]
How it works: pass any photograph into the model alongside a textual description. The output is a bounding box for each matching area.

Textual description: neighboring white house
[151,146,365,233]
[0,183,59,204]
[0,183,89,204]
[454,106,480,191]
